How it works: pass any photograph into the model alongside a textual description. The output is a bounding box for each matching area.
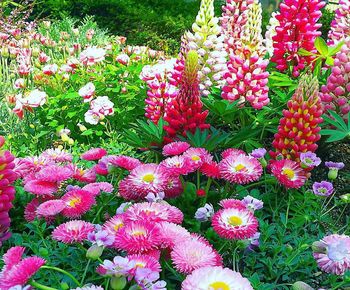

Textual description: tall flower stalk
[271,75,323,161]
[221,0,270,109]
[164,51,210,141]
[0,136,17,244]
[271,0,325,77]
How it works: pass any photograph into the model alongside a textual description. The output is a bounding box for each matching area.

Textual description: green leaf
[325,56,334,66]
[314,37,328,56]
[81,129,93,136]
[298,48,314,56]
[329,40,345,56]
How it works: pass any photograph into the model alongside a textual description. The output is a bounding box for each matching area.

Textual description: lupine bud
[271,75,323,161]
[271,0,325,77]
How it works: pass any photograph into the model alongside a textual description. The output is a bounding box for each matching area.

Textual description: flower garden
[0,0,349,289]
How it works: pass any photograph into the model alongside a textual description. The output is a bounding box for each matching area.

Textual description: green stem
[234,177,277,195]
[335,204,348,225]
[197,170,201,190]
[284,195,291,228]
[29,281,57,290]
[41,266,81,286]
[80,259,91,285]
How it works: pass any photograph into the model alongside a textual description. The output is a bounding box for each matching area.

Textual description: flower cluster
[320,38,350,120]
[0,137,17,244]
[271,0,325,77]
[221,0,270,109]
[271,75,323,161]
[14,147,114,222]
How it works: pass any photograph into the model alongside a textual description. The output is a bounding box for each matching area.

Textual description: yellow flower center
[68,197,81,207]
[79,169,85,176]
[113,223,123,231]
[209,281,230,290]
[228,215,243,226]
[283,168,295,179]
[142,174,155,183]
[0,164,5,171]
[234,164,245,171]
[191,155,200,161]
[135,262,145,268]
[0,174,3,180]
[131,230,146,237]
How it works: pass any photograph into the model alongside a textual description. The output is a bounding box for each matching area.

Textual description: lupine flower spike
[164,50,210,140]
[271,75,323,161]
[221,0,270,109]
[271,0,325,77]
[327,0,350,46]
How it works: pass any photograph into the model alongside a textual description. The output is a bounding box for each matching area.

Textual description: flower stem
[41,265,81,287]
[80,259,91,285]
[29,281,57,290]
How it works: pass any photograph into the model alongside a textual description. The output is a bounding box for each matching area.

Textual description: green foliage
[321,111,350,142]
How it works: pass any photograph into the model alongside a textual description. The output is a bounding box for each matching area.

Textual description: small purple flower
[242,195,264,211]
[250,148,267,159]
[247,232,261,251]
[88,229,115,247]
[135,268,167,290]
[300,152,321,168]
[325,161,345,170]
[100,256,135,276]
[312,181,334,197]
[325,161,345,180]
[146,192,165,203]
[194,203,214,222]
[116,202,132,214]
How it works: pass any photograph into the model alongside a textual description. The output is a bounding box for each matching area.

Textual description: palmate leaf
[320,111,350,142]
[182,127,229,151]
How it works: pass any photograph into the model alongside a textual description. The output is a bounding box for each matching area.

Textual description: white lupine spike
[264,12,280,56]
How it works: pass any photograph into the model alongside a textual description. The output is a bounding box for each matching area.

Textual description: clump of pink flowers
[327,0,350,45]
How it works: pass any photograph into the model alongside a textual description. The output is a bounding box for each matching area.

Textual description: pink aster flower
[23,180,58,196]
[36,199,66,217]
[212,207,258,239]
[200,161,221,179]
[162,142,191,156]
[270,159,307,189]
[103,214,125,236]
[164,176,183,198]
[219,199,247,210]
[219,155,263,184]
[124,202,183,224]
[24,196,54,222]
[52,220,95,244]
[70,165,96,183]
[114,221,161,254]
[82,182,114,196]
[127,254,161,274]
[0,246,45,289]
[157,222,191,249]
[313,234,350,275]
[81,148,107,161]
[35,165,72,182]
[125,164,170,198]
[171,238,222,274]
[221,148,246,159]
[108,155,142,171]
[41,148,73,162]
[159,155,191,175]
[61,189,96,218]
[182,266,253,290]
[182,148,212,171]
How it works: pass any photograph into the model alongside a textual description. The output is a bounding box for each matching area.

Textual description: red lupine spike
[271,75,324,161]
